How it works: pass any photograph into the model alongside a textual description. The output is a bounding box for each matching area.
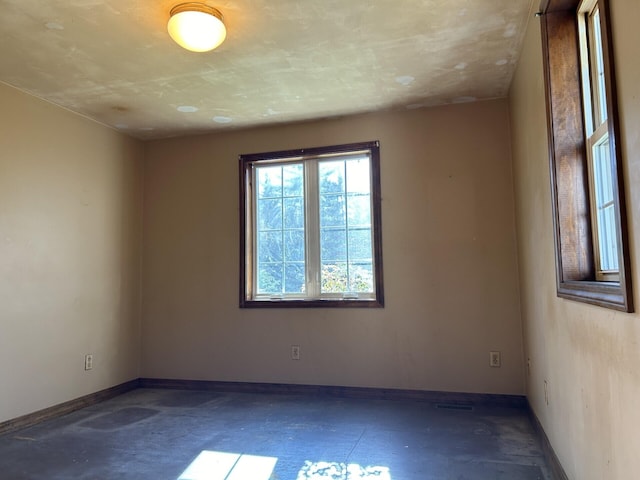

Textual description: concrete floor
[0,388,551,479]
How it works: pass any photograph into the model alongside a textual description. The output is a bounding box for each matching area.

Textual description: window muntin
[240,142,383,308]
[579,0,619,280]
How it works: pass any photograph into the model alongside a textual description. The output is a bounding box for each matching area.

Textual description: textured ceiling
[0,0,534,139]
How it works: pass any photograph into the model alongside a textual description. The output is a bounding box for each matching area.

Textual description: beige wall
[142,100,525,395]
[509,1,640,478]
[0,83,144,423]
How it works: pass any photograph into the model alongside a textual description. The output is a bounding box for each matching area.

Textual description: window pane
[346,157,371,194]
[592,8,608,125]
[320,194,346,227]
[258,198,282,230]
[284,263,305,294]
[284,230,305,262]
[347,194,371,226]
[258,231,282,263]
[593,138,613,205]
[319,161,345,194]
[321,262,348,293]
[257,263,283,294]
[283,164,303,196]
[598,204,618,271]
[321,228,347,262]
[349,262,374,292]
[348,228,372,261]
[284,197,304,229]
[256,163,305,295]
[319,156,375,295]
[592,134,618,271]
[258,166,282,198]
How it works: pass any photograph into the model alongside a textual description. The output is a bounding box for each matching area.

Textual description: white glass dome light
[168,3,226,52]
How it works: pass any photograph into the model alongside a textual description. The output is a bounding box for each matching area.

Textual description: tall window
[578,0,618,280]
[539,0,633,311]
[239,141,384,308]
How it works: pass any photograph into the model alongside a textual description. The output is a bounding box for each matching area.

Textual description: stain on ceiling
[0,0,534,139]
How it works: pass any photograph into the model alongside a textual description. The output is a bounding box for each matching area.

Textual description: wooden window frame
[539,0,633,311]
[239,141,384,309]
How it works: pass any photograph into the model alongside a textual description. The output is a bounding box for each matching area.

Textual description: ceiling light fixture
[167,3,226,52]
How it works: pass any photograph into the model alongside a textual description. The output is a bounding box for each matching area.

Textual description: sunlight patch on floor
[177,450,391,480]
[178,451,277,480]
[297,461,391,479]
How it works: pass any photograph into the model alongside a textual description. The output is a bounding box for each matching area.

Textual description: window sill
[240,298,384,309]
[557,280,630,311]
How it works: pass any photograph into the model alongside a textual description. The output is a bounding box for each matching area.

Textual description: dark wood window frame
[539,0,633,311]
[239,141,384,309]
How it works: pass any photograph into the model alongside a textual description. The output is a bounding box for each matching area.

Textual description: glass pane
[592,8,608,125]
[321,262,348,293]
[283,164,303,197]
[319,161,345,194]
[348,228,372,261]
[592,134,618,271]
[258,231,282,263]
[318,155,375,295]
[284,263,305,294]
[321,228,347,262]
[598,204,618,271]
[258,198,282,230]
[255,162,306,297]
[347,194,371,227]
[346,157,371,194]
[349,262,374,292]
[284,197,304,229]
[257,166,282,198]
[593,138,613,206]
[284,230,305,262]
[257,263,283,294]
[320,194,346,227]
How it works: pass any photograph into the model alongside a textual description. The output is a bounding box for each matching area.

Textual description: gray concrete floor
[0,388,551,479]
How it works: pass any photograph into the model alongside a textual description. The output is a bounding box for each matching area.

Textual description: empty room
[0,0,638,479]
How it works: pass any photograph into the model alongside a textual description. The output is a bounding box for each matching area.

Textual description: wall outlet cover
[489,351,501,368]
[291,345,300,360]
[84,354,93,370]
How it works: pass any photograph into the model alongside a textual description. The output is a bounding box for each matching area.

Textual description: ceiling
[0,0,534,140]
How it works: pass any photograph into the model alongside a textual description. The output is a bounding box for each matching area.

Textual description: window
[539,0,633,311]
[239,141,384,308]
[578,0,617,281]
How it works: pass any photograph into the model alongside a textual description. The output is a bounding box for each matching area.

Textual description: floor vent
[435,403,474,411]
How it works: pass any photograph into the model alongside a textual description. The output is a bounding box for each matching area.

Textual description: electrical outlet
[291,345,300,360]
[489,351,501,368]
[527,358,531,376]
[544,380,549,405]
[84,354,93,371]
